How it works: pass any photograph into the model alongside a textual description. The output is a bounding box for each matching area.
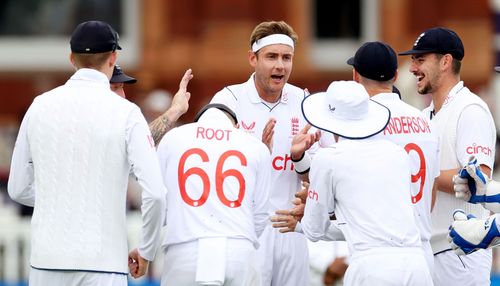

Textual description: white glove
[454,156,488,202]
[453,155,500,212]
[447,210,500,255]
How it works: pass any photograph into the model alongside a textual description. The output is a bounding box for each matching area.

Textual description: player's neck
[256,85,281,103]
[432,77,460,113]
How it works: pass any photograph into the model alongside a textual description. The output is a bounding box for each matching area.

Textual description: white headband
[251,34,294,52]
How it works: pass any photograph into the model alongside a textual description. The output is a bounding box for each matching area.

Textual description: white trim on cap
[251,34,294,52]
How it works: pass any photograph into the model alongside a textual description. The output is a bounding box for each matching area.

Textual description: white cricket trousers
[29,268,127,286]
[432,248,491,286]
[422,240,435,277]
[258,224,309,286]
[161,238,260,286]
[344,247,433,286]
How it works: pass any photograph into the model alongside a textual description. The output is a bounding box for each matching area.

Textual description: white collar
[247,73,290,105]
[69,68,110,85]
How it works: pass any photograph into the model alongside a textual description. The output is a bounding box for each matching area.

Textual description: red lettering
[394,117,402,133]
[196,127,232,141]
[206,128,214,139]
[384,116,431,135]
[272,154,295,171]
[308,189,319,201]
[466,144,493,157]
[272,156,283,171]
[196,127,205,139]
[384,119,394,135]
[401,116,409,134]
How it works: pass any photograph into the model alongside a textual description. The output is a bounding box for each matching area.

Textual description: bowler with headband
[210,20,318,286]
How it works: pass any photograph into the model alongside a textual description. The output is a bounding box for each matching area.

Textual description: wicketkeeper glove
[453,155,500,212]
[447,210,500,255]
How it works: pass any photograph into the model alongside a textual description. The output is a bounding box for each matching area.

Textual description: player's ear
[69,53,77,70]
[248,50,258,68]
[109,51,117,68]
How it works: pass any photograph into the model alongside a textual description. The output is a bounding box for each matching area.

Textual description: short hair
[72,51,113,69]
[435,53,461,75]
[249,21,298,50]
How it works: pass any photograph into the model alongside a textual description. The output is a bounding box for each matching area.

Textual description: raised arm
[149,69,193,146]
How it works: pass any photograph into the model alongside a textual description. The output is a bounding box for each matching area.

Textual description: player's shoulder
[214,82,248,101]
[283,83,306,99]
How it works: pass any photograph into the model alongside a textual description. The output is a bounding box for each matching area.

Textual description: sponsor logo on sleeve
[466,143,493,157]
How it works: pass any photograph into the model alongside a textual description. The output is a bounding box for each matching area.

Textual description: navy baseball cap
[70,21,122,53]
[347,41,397,81]
[399,27,464,60]
[110,65,137,84]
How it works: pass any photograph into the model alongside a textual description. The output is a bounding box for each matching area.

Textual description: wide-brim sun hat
[301,80,391,139]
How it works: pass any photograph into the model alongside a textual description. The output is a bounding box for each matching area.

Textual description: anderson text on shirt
[383,116,431,135]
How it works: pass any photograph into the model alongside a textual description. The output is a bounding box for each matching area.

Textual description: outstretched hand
[290,124,320,160]
[262,118,276,153]
[169,69,194,121]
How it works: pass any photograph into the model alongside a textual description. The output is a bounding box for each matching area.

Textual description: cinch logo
[241,121,255,133]
[272,153,295,171]
[291,117,299,136]
[308,189,318,201]
[466,143,492,157]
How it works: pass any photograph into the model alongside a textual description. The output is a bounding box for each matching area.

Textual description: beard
[418,81,433,95]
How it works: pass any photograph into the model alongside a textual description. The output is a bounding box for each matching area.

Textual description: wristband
[292,152,311,174]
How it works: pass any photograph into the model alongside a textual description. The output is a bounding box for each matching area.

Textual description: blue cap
[110,65,136,84]
[70,21,122,53]
[399,27,464,60]
[347,41,397,81]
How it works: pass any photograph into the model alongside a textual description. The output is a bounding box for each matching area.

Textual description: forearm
[437,168,460,194]
[149,107,181,146]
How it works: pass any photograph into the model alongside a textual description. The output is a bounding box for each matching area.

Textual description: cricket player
[210,21,314,285]
[349,41,440,272]
[399,27,496,286]
[156,103,271,285]
[8,21,165,285]
[301,80,432,286]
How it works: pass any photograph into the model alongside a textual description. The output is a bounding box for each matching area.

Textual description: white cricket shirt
[301,137,422,255]
[157,109,271,249]
[210,74,307,211]
[372,92,440,243]
[8,69,166,274]
[424,81,496,253]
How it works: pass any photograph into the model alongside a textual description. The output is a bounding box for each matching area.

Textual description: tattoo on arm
[149,115,172,146]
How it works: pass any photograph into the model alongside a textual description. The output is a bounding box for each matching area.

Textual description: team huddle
[6,19,500,286]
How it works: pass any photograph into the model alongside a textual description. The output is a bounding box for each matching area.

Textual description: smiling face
[409,53,443,95]
[249,44,294,102]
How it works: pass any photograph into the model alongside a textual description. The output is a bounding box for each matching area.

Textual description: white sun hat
[301,80,391,139]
